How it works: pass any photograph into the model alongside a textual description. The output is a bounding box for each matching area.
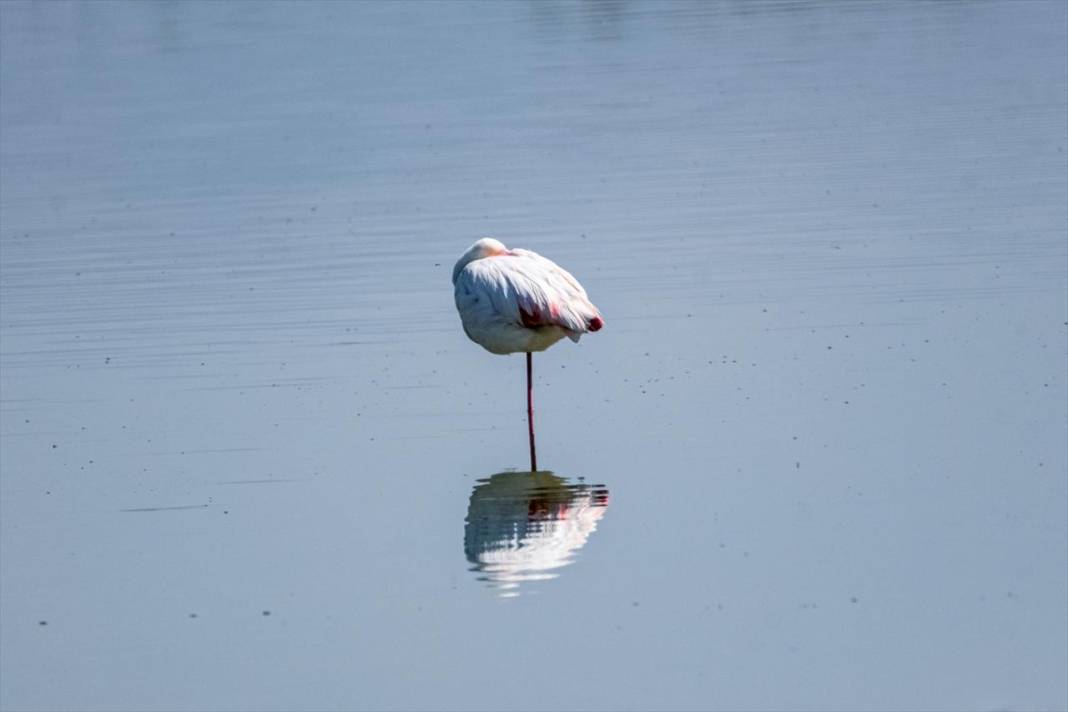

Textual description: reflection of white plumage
[452,238,604,469]
[464,472,610,597]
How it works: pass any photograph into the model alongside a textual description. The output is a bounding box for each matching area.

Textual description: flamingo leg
[527,351,537,472]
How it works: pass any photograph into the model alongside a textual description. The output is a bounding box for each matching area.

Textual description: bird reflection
[464,471,609,597]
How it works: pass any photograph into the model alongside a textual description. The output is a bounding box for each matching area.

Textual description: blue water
[2,2,1066,710]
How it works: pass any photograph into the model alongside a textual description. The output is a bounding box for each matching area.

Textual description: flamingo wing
[456,251,599,338]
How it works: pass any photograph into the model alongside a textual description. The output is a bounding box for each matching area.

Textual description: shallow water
[1,1,1066,710]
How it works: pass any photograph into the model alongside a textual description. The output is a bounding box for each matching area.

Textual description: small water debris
[120,504,209,513]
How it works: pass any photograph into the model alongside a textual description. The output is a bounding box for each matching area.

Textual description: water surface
[1,2,1066,710]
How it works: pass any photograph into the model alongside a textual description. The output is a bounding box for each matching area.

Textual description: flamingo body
[452,238,603,355]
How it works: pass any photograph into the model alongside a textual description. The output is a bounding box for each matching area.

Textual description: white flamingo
[452,238,604,470]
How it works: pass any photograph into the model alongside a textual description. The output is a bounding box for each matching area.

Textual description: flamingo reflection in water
[464,471,610,597]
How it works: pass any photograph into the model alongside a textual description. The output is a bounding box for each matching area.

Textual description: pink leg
[527,351,537,472]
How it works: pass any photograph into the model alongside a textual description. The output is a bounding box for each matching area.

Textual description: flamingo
[452,238,604,471]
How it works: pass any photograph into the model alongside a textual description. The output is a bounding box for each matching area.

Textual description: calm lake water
[2,2,1066,710]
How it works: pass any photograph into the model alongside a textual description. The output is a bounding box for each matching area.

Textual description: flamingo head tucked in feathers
[452,237,510,284]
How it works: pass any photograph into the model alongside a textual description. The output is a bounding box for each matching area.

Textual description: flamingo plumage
[452,238,604,471]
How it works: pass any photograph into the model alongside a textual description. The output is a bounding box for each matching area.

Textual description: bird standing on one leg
[452,238,604,471]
